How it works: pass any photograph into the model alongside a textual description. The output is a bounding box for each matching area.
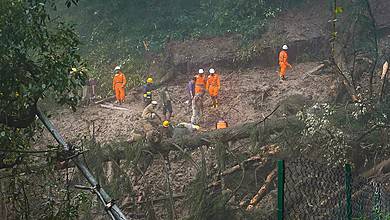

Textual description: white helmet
[209,68,215,74]
[114,66,121,71]
[282,45,288,50]
[151,101,158,105]
[198,68,204,74]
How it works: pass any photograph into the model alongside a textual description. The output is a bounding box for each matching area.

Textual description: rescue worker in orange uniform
[112,66,126,104]
[194,69,206,97]
[278,45,293,80]
[192,68,206,124]
[206,68,221,108]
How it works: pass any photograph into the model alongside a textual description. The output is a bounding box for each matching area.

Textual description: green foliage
[56,0,282,93]
[0,0,86,180]
[186,164,236,220]
[0,0,86,118]
[297,103,351,166]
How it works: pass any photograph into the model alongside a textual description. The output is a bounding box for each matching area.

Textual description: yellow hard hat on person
[163,120,170,128]
[147,77,153,83]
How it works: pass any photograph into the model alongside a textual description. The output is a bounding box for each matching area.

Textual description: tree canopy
[0,0,86,129]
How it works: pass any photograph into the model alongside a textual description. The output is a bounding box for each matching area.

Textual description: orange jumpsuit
[194,74,206,96]
[279,50,291,79]
[112,71,126,103]
[206,74,220,97]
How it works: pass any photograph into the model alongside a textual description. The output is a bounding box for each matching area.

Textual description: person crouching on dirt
[278,45,293,81]
[206,68,221,108]
[160,87,173,121]
[142,101,161,122]
[112,66,126,104]
[143,77,155,107]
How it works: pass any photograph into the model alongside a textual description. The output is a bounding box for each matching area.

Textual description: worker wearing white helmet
[206,68,221,108]
[192,68,206,125]
[278,44,292,80]
[112,65,126,104]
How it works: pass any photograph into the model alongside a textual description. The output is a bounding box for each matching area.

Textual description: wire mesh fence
[278,158,390,220]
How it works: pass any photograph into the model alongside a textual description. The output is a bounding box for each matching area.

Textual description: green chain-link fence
[276,158,390,220]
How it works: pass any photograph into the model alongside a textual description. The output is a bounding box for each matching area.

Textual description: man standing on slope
[279,45,293,81]
[186,76,196,107]
[192,69,206,125]
[160,87,173,121]
[112,66,126,104]
[206,68,221,108]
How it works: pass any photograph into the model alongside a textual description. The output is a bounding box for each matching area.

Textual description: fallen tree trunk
[362,158,390,178]
[101,113,303,162]
[100,104,130,111]
[158,115,302,153]
[222,156,262,177]
[94,95,115,105]
[301,63,326,80]
[246,167,277,211]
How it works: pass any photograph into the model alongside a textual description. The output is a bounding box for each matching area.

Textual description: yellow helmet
[147,77,153,83]
[162,120,170,128]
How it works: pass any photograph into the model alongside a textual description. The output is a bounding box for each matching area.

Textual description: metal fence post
[37,109,127,220]
[278,160,285,220]
[345,163,352,220]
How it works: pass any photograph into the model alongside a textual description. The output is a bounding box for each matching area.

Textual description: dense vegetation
[56,0,296,93]
[1,0,390,219]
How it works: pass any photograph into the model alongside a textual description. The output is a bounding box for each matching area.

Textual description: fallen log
[100,103,130,111]
[221,145,280,177]
[100,111,303,161]
[362,158,390,179]
[157,108,302,152]
[222,156,262,176]
[301,63,325,80]
[93,95,115,105]
[246,167,277,211]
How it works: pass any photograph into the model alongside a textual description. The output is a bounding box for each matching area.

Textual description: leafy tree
[0,1,86,217]
[0,0,85,128]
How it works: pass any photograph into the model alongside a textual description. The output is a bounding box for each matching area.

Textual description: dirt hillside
[37,61,335,145]
[34,60,337,219]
